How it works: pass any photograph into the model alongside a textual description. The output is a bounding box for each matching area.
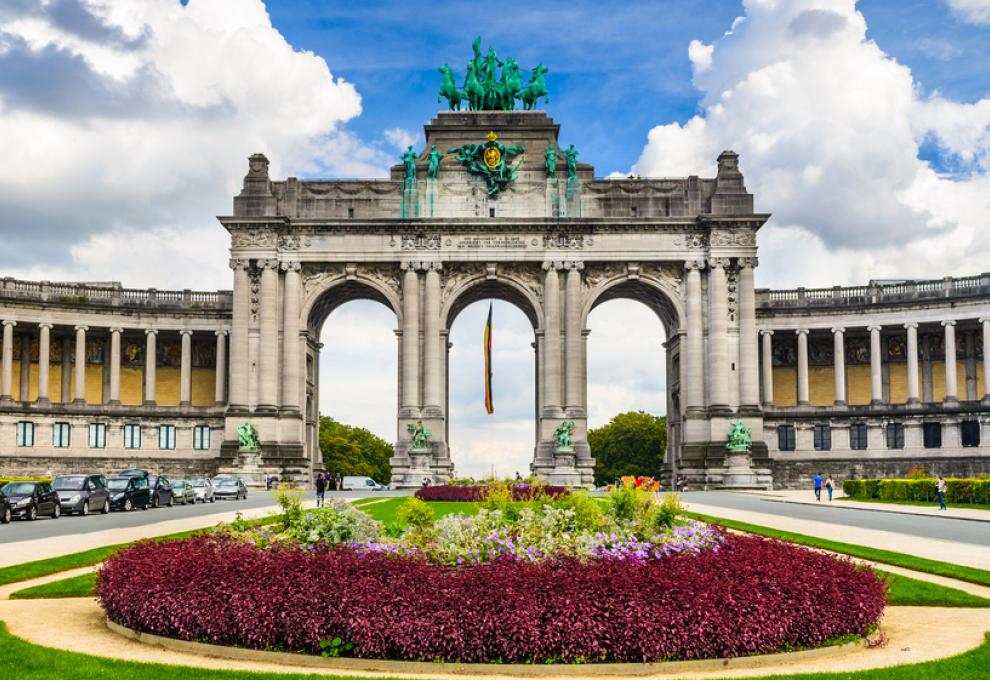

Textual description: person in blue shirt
[813,473,823,501]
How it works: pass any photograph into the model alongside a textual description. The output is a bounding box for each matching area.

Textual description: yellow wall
[888,364,914,404]
[931,362,967,401]
[120,367,143,405]
[808,367,833,406]
[191,368,216,406]
[10,360,21,400]
[979,360,985,397]
[156,368,180,406]
[772,367,797,406]
[847,365,872,405]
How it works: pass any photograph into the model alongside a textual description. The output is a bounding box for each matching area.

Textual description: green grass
[9,572,97,600]
[838,497,990,512]
[356,497,481,525]
[881,571,990,607]
[688,512,990,588]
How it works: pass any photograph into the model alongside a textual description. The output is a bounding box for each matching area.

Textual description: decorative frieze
[710,230,756,247]
[230,228,277,249]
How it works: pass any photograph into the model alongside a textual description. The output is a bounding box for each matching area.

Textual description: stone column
[905,322,920,405]
[760,330,774,406]
[1,320,14,401]
[400,263,421,415]
[737,258,759,408]
[832,327,846,405]
[564,262,584,414]
[981,317,990,403]
[868,325,883,404]
[542,262,563,415]
[144,329,157,405]
[258,259,279,411]
[943,320,958,402]
[179,330,193,406]
[684,260,705,413]
[422,263,443,415]
[109,327,122,404]
[228,259,250,409]
[796,329,809,405]
[280,261,302,412]
[74,325,87,403]
[215,330,227,405]
[37,323,51,402]
[707,258,730,410]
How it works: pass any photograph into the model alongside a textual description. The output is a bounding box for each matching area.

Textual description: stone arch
[581,273,684,335]
[302,276,402,334]
[441,274,543,330]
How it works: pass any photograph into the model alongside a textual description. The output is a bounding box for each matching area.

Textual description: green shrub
[550,490,604,532]
[846,477,990,505]
[842,480,863,497]
[287,502,382,545]
[864,479,880,498]
[272,483,304,529]
[645,493,684,534]
[397,497,435,530]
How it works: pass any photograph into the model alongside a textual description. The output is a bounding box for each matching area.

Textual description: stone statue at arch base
[718,420,763,489]
[225,421,266,487]
[389,420,454,488]
[531,420,595,487]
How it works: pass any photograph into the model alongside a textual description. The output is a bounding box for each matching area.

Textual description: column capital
[708,257,731,270]
[400,260,422,272]
[259,258,280,270]
[979,317,990,324]
[424,261,443,272]
[737,256,759,269]
[144,328,158,336]
[564,260,585,271]
[867,324,882,332]
[228,258,251,270]
[74,325,88,332]
[542,260,565,272]
[279,260,301,273]
[215,329,229,337]
[795,328,809,336]
[942,319,957,327]
[179,329,194,337]
[760,329,774,336]
[2,320,15,328]
[831,326,845,334]
[684,258,705,271]
[38,322,53,330]
[904,321,919,330]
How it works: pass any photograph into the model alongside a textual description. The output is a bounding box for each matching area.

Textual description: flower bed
[415,483,569,502]
[98,534,884,664]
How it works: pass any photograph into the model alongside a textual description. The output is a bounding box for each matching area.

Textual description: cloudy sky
[2,0,989,476]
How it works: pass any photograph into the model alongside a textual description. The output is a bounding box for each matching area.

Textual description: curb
[106,618,867,678]
[757,497,990,524]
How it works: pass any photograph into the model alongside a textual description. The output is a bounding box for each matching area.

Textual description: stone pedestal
[216,447,266,487]
[406,450,434,486]
[719,446,760,489]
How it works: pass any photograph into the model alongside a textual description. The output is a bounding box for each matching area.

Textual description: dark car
[1,481,60,520]
[213,478,247,500]
[118,468,150,479]
[147,475,174,508]
[0,489,10,524]
[52,474,110,516]
[106,476,152,511]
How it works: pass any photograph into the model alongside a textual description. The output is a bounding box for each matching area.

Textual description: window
[88,423,106,449]
[347,207,354,218]
[193,425,211,450]
[52,422,71,448]
[813,424,832,451]
[123,424,141,449]
[777,425,796,451]
[961,420,981,448]
[849,423,868,450]
[158,424,176,450]
[922,422,942,449]
[886,423,905,450]
[15,421,34,447]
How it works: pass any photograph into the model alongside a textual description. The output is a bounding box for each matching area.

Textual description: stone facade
[1,110,988,487]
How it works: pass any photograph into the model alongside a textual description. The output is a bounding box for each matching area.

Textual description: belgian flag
[484,302,494,414]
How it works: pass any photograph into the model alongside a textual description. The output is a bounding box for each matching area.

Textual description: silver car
[170,479,197,505]
[52,474,110,516]
[189,477,215,503]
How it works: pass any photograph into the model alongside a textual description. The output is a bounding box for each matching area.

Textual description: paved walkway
[741,489,990,521]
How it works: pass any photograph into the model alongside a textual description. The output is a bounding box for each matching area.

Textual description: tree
[588,411,667,486]
[319,416,393,483]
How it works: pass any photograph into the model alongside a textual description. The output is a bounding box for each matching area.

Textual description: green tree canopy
[319,416,393,484]
[588,411,667,486]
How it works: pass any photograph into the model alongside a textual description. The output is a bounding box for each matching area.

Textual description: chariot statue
[437,38,550,111]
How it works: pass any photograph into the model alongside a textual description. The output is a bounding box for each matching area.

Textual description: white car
[341,476,385,491]
[189,477,215,503]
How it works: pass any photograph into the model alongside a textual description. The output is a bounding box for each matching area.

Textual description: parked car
[106,476,152,511]
[189,477,215,503]
[170,480,197,505]
[118,468,150,479]
[1,481,60,520]
[211,474,235,487]
[0,489,11,524]
[341,476,385,491]
[147,475,174,508]
[52,474,110,516]
[213,478,247,500]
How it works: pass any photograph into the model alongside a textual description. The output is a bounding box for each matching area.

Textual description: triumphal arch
[221,49,769,486]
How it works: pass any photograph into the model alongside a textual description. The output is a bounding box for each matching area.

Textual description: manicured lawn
[356,497,480,525]
[10,572,97,600]
[688,512,990,588]
[881,571,990,607]
[838,497,990,512]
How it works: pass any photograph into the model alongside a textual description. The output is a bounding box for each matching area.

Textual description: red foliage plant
[414,484,570,502]
[97,534,885,664]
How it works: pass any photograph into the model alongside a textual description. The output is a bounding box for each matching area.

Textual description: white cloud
[383,127,419,152]
[945,0,990,25]
[0,0,364,286]
[632,0,990,288]
[688,39,713,73]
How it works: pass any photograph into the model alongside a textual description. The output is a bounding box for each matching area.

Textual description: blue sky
[263,0,990,177]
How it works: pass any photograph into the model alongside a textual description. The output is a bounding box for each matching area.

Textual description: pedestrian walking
[335,472,342,491]
[825,475,835,502]
[813,473,823,501]
[936,475,947,511]
[315,474,326,508]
